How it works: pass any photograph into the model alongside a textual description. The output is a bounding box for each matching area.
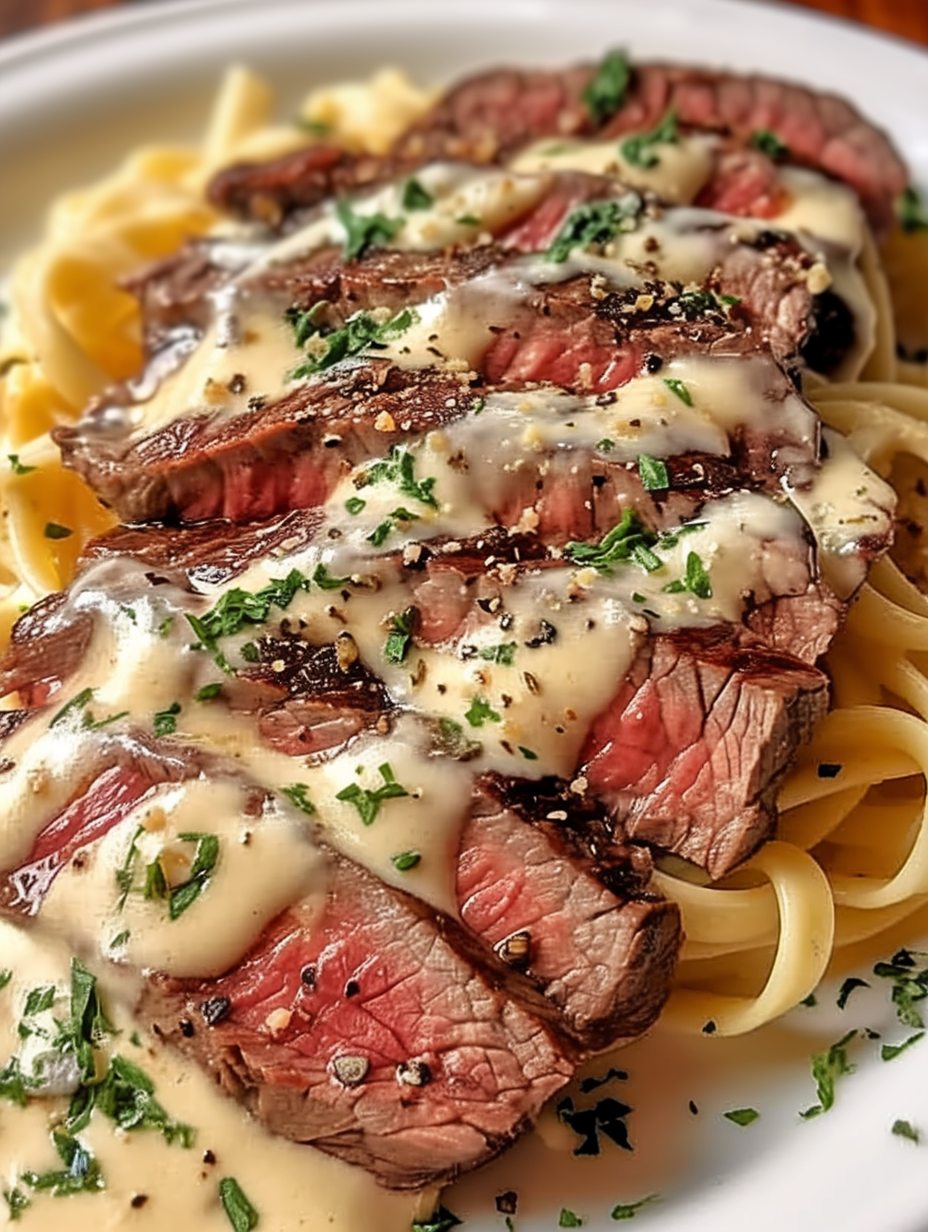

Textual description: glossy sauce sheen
[0,116,897,1229]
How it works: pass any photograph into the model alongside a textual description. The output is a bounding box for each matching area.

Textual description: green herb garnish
[153,701,181,737]
[22,1131,103,1197]
[49,688,94,728]
[336,198,402,261]
[412,1207,462,1232]
[7,455,35,476]
[290,306,418,379]
[724,1108,759,1127]
[837,976,869,1010]
[610,1195,659,1221]
[384,606,418,665]
[873,948,928,1027]
[800,1029,858,1119]
[312,563,350,590]
[336,763,409,825]
[195,683,222,702]
[144,834,219,921]
[218,1177,259,1232]
[402,178,433,210]
[43,522,72,540]
[892,1119,920,1143]
[546,195,642,263]
[477,642,516,665]
[621,108,678,168]
[359,445,439,509]
[559,1212,583,1229]
[391,850,421,872]
[583,50,631,124]
[187,569,311,667]
[366,506,418,547]
[281,783,316,815]
[881,1032,925,1062]
[898,186,928,233]
[464,695,501,728]
[663,377,692,406]
[750,129,789,160]
[345,496,366,515]
[637,454,669,492]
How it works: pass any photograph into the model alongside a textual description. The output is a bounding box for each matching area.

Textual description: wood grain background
[2,0,928,43]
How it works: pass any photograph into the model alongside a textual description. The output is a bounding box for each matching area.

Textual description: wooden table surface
[3,0,928,43]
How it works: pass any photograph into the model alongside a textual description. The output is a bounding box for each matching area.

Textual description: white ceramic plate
[1,2,927,1229]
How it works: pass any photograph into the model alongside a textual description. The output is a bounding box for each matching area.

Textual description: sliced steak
[395,61,907,230]
[140,857,573,1189]
[580,627,829,877]
[56,228,819,526]
[459,777,681,1046]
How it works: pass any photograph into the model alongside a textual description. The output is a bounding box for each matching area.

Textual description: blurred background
[0,0,926,43]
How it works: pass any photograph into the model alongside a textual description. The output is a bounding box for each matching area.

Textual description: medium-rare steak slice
[0,737,575,1190]
[579,627,830,877]
[139,860,573,1190]
[394,59,907,230]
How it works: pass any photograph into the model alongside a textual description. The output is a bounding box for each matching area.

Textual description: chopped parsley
[145,834,220,921]
[22,1131,103,1197]
[281,783,316,815]
[464,695,501,728]
[195,682,222,702]
[49,687,95,728]
[559,1211,583,1228]
[43,522,72,540]
[637,454,669,491]
[384,606,418,664]
[837,976,869,1010]
[881,1031,925,1062]
[218,1176,259,1232]
[336,762,409,825]
[367,506,419,547]
[187,568,311,667]
[750,128,789,160]
[391,850,421,872]
[290,306,418,379]
[663,550,713,600]
[610,1195,659,1221]
[800,1029,857,1119]
[518,746,538,761]
[564,509,654,573]
[582,50,631,124]
[402,177,433,210]
[621,108,678,168]
[546,195,642,263]
[597,437,615,452]
[153,701,181,737]
[157,616,174,638]
[455,213,481,226]
[312,563,350,590]
[800,992,818,1007]
[434,716,483,761]
[3,1187,29,1220]
[0,969,11,991]
[723,1108,759,1127]
[674,288,739,318]
[892,1119,920,1143]
[897,186,928,233]
[7,455,35,476]
[873,948,928,1027]
[359,445,439,509]
[293,116,330,136]
[345,496,366,515]
[557,1094,632,1156]
[336,198,402,260]
[478,642,516,666]
[411,1207,462,1232]
[663,377,693,406]
[240,642,259,664]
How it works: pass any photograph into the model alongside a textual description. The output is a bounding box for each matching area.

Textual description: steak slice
[140,857,574,1189]
[56,225,819,527]
[580,627,829,877]
[395,61,907,230]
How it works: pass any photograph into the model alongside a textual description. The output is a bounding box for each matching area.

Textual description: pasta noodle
[2,63,928,1043]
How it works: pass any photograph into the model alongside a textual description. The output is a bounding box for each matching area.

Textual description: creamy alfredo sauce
[0,114,896,1230]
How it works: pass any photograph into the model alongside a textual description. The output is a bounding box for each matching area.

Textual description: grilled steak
[139,859,573,1190]
[395,61,906,230]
